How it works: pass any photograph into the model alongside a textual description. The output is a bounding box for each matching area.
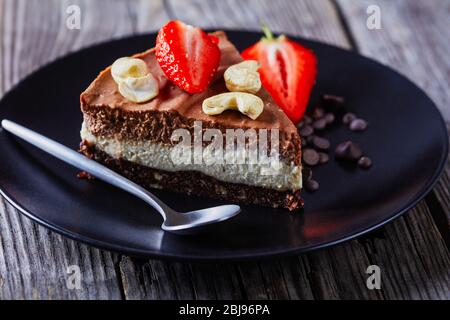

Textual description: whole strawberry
[242,25,317,124]
[156,20,221,94]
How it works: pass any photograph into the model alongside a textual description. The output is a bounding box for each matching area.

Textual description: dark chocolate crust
[80,141,303,211]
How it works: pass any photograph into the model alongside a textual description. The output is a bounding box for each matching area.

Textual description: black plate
[0,31,447,260]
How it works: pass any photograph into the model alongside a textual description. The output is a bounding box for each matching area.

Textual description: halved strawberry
[242,26,317,124]
[155,20,221,94]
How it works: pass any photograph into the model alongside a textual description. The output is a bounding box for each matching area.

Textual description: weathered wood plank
[166,0,350,48]
[336,0,450,123]
[119,257,246,300]
[308,242,385,300]
[336,0,450,299]
[0,0,4,95]
[0,0,152,299]
[336,0,450,235]
[335,0,450,233]
[428,168,450,244]
[362,202,450,299]
[0,198,122,299]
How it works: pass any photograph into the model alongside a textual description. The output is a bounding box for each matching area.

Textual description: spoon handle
[1,119,169,219]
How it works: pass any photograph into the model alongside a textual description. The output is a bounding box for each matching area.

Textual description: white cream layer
[81,123,302,191]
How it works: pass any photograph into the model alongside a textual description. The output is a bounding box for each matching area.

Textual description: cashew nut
[202,92,264,120]
[111,57,149,83]
[224,60,261,94]
[118,74,159,103]
[111,57,159,103]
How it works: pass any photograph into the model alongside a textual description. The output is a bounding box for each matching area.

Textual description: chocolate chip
[349,118,368,132]
[303,148,320,166]
[342,112,356,125]
[321,94,346,114]
[311,107,325,120]
[313,118,327,130]
[319,152,329,164]
[324,113,335,124]
[323,94,345,105]
[358,156,372,169]
[312,136,330,151]
[305,179,319,192]
[299,125,314,137]
[335,141,363,161]
[302,167,313,181]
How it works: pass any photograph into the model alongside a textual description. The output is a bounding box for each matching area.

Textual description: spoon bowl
[162,204,241,234]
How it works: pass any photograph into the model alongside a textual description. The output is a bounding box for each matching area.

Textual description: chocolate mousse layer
[80,32,301,165]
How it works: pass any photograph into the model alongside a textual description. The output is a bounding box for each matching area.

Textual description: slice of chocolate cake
[80,31,303,210]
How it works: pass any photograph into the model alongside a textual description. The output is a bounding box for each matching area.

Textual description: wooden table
[0,0,449,300]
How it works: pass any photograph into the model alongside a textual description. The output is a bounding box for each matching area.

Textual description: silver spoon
[1,119,240,234]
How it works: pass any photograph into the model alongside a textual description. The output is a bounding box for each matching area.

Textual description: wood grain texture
[0,0,151,299]
[0,0,449,300]
[166,0,350,48]
[334,0,450,299]
[0,197,123,299]
[336,0,450,243]
[336,0,450,123]
[429,169,450,243]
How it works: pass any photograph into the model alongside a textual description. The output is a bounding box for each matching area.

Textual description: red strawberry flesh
[242,27,317,124]
[155,20,221,94]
